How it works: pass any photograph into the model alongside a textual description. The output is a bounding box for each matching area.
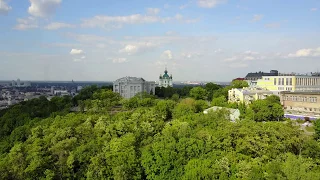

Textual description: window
[274,78,277,85]
[289,78,292,85]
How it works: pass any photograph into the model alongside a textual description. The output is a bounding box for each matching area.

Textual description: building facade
[113,77,156,99]
[245,70,278,81]
[256,75,320,95]
[228,87,274,105]
[158,68,173,88]
[280,91,320,116]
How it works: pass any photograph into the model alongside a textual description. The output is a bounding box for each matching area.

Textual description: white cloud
[81,14,160,28]
[28,0,62,17]
[112,58,128,63]
[44,22,75,30]
[119,42,156,55]
[264,23,280,28]
[197,0,226,8]
[13,17,38,30]
[0,0,11,15]
[224,50,265,68]
[163,50,173,60]
[310,8,318,11]
[251,14,264,22]
[288,47,320,58]
[146,8,160,15]
[81,13,197,29]
[181,52,202,59]
[70,49,84,55]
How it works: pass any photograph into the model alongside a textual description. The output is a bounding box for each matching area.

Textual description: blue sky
[0,0,319,81]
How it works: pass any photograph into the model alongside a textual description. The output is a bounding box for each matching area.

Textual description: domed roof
[163,69,170,78]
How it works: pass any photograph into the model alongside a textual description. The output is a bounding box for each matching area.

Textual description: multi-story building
[245,70,279,81]
[228,87,274,105]
[280,91,320,116]
[158,68,173,88]
[245,70,278,87]
[256,74,320,95]
[113,77,156,99]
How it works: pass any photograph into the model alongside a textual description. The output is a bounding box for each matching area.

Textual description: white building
[228,87,274,105]
[203,106,240,122]
[113,77,156,99]
[158,68,173,88]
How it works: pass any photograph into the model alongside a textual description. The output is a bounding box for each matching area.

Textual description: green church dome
[163,69,170,78]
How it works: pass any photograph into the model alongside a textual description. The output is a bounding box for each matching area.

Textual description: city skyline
[0,0,320,81]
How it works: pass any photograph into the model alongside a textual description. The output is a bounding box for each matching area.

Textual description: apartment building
[280,91,320,116]
[228,87,274,105]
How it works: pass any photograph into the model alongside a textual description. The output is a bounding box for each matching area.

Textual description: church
[158,67,173,87]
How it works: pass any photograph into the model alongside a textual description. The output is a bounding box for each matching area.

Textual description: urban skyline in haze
[0,0,319,81]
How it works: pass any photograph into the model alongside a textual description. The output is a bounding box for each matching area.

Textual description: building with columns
[158,68,173,88]
[256,74,320,95]
[113,77,156,99]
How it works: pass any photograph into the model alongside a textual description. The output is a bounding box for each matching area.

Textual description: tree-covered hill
[0,85,320,179]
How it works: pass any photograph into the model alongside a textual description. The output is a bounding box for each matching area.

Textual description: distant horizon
[0,79,232,83]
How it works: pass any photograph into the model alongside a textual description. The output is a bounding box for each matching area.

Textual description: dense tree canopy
[0,85,319,180]
[189,87,208,100]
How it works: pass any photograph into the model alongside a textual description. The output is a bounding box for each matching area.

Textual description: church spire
[164,66,168,74]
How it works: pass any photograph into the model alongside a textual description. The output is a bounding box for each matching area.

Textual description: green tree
[189,87,208,100]
[231,80,249,88]
[211,96,228,107]
[171,93,180,102]
[205,83,222,101]
[314,119,320,140]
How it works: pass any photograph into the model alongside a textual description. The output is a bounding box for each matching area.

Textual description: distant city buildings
[158,68,173,88]
[113,77,156,99]
[228,87,274,105]
[11,79,31,87]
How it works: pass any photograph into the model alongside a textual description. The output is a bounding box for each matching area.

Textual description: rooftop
[115,76,146,83]
[280,91,320,95]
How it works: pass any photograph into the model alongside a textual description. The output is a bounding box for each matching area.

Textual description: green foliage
[73,85,99,105]
[265,95,281,104]
[0,96,72,139]
[205,83,222,101]
[211,96,228,107]
[212,87,230,99]
[231,80,249,88]
[171,93,180,102]
[314,119,320,140]
[173,98,197,119]
[189,87,208,100]
[0,87,320,180]
[155,86,194,99]
[248,99,284,122]
[154,100,176,120]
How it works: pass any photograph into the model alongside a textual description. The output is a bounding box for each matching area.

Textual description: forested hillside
[1,85,320,180]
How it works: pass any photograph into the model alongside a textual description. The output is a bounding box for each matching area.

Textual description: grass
[305,126,315,133]
[296,119,305,124]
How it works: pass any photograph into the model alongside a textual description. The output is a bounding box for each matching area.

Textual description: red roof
[232,78,245,81]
